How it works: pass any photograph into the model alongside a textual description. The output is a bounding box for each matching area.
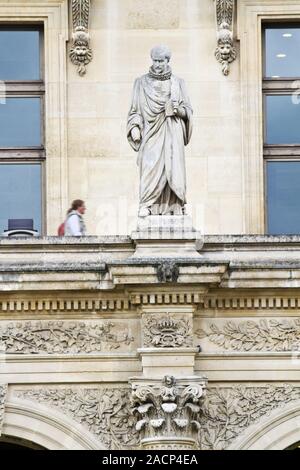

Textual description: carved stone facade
[0,0,300,452]
[16,387,139,450]
[143,314,193,348]
[70,0,92,75]
[196,319,300,352]
[156,262,180,283]
[0,320,134,354]
[130,376,207,450]
[199,385,300,450]
[214,0,237,75]
[0,384,7,437]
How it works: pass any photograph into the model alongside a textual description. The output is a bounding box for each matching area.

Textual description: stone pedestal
[131,216,203,259]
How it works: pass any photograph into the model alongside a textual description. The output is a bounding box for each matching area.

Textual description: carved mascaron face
[218,41,233,61]
[73,44,89,61]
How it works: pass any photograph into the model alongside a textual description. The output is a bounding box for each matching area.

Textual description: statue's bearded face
[151,52,169,74]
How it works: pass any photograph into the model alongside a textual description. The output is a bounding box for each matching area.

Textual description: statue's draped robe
[127,74,193,215]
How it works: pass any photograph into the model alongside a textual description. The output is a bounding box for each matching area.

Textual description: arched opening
[228,401,300,450]
[0,435,46,450]
[286,441,300,450]
[2,398,103,450]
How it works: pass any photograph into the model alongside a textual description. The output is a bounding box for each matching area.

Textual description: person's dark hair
[67,199,85,214]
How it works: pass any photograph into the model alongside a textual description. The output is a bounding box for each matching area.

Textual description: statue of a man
[127,45,193,217]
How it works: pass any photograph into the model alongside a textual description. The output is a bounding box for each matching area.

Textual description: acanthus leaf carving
[131,375,207,448]
[16,387,139,450]
[70,0,93,76]
[0,320,134,354]
[214,0,237,76]
[195,319,300,352]
[143,313,193,348]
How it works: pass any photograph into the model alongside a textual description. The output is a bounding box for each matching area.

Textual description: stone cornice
[2,237,300,292]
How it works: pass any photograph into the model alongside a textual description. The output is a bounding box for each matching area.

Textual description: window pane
[265,26,300,78]
[265,95,300,144]
[0,164,41,235]
[267,161,300,234]
[0,29,40,80]
[0,98,41,147]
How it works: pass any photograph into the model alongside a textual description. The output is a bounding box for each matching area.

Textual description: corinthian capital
[130,375,207,450]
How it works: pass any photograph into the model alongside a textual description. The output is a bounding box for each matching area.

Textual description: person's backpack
[57,222,65,236]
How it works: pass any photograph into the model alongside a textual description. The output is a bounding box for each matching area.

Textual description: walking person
[64,199,87,236]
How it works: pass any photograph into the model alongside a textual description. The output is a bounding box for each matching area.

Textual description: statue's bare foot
[138,207,151,217]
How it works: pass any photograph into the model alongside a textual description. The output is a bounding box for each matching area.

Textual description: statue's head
[150,45,172,74]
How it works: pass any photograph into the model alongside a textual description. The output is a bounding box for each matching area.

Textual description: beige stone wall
[66,0,243,236]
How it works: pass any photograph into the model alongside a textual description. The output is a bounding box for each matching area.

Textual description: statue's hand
[131,126,141,143]
[173,102,186,119]
[165,100,175,117]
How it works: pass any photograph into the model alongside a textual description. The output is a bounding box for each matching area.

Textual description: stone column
[130,306,207,450]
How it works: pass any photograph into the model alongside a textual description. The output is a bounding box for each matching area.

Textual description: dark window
[0,164,41,234]
[263,24,300,234]
[0,26,44,235]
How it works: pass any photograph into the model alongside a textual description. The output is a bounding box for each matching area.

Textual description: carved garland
[143,314,193,348]
[214,0,237,76]
[0,321,134,354]
[0,384,7,436]
[196,319,300,352]
[16,387,139,450]
[199,385,300,450]
[70,0,93,76]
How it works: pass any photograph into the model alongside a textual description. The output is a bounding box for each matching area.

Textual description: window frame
[0,25,45,235]
[238,0,300,234]
[262,22,300,234]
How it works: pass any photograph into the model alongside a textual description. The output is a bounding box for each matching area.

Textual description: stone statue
[127,45,193,217]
